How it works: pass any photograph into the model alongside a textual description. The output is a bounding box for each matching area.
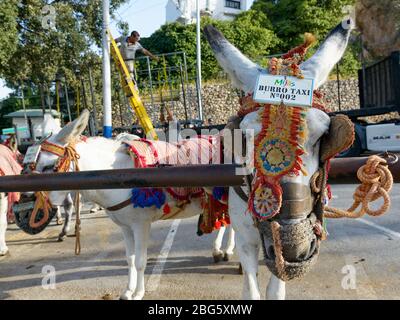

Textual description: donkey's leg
[58,194,74,241]
[235,232,261,300]
[229,189,260,299]
[212,226,226,263]
[55,206,63,225]
[223,226,235,261]
[266,275,286,300]
[120,225,136,300]
[0,193,8,256]
[132,220,151,300]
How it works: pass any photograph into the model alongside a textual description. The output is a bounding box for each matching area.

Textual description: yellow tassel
[304,33,317,49]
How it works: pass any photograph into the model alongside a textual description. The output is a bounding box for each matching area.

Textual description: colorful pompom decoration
[131,188,166,209]
[163,203,171,215]
[212,187,227,201]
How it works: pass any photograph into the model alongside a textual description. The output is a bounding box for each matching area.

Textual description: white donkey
[204,20,355,299]
[30,116,237,299]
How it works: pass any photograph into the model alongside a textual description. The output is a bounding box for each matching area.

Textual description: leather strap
[107,198,132,212]
[233,186,249,202]
[233,173,253,202]
[279,183,314,219]
[233,182,314,219]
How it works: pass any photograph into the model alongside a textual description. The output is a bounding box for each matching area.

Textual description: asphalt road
[0,184,399,300]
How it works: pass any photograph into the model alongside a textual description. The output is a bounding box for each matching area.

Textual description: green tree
[252,0,355,51]
[140,12,279,80]
[0,0,129,122]
[0,1,19,77]
[251,0,360,77]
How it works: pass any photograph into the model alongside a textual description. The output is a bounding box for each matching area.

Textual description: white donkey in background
[204,19,354,299]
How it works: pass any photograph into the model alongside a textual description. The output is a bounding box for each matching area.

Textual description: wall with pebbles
[107,78,397,128]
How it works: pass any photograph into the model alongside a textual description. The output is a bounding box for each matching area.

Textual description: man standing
[115,31,159,81]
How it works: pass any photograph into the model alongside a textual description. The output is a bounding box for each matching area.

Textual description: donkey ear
[204,25,262,93]
[300,19,354,89]
[55,109,90,144]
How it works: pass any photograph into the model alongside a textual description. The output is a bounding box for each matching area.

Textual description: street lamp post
[102,0,112,138]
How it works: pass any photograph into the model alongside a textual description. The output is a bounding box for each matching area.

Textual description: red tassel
[214,220,222,230]
[163,203,171,215]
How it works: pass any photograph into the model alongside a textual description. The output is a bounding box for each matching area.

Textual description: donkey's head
[205,20,354,280]
[33,110,90,206]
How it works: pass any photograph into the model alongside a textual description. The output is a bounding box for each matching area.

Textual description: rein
[39,140,82,255]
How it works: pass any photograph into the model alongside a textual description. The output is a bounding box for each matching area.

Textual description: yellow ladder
[108,30,158,140]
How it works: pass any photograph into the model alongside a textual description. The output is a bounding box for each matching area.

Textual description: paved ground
[0,184,399,300]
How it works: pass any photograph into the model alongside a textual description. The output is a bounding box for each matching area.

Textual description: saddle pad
[0,144,22,176]
[124,136,222,200]
[0,144,22,221]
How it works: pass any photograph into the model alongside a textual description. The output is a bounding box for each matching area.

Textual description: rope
[74,192,81,255]
[29,191,52,228]
[312,155,393,219]
[55,142,80,173]
[55,142,82,255]
[271,221,288,281]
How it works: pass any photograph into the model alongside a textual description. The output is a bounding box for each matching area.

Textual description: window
[225,0,241,10]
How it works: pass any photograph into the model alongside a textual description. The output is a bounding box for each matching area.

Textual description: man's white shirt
[115,36,143,61]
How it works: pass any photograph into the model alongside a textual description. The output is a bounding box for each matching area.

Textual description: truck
[334,51,400,157]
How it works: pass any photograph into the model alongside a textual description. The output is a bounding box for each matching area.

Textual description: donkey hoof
[120,290,134,300]
[213,252,224,263]
[238,263,243,275]
[132,291,145,300]
[0,248,9,256]
[57,235,65,242]
[223,253,233,261]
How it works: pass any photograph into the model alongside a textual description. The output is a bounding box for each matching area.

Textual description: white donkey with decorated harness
[28,113,235,299]
[203,19,385,300]
[27,18,377,300]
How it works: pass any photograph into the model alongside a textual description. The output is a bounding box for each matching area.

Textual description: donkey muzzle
[258,183,321,281]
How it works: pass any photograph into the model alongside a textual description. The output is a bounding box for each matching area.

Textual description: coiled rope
[312,155,393,219]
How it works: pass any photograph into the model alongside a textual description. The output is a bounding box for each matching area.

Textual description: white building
[166,0,254,24]
[4,109,61,145]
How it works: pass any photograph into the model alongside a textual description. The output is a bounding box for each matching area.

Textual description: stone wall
[319,79,360,112]
[109,78,397,128]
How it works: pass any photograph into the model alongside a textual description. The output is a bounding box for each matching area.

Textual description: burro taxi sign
[253,74,314,107]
